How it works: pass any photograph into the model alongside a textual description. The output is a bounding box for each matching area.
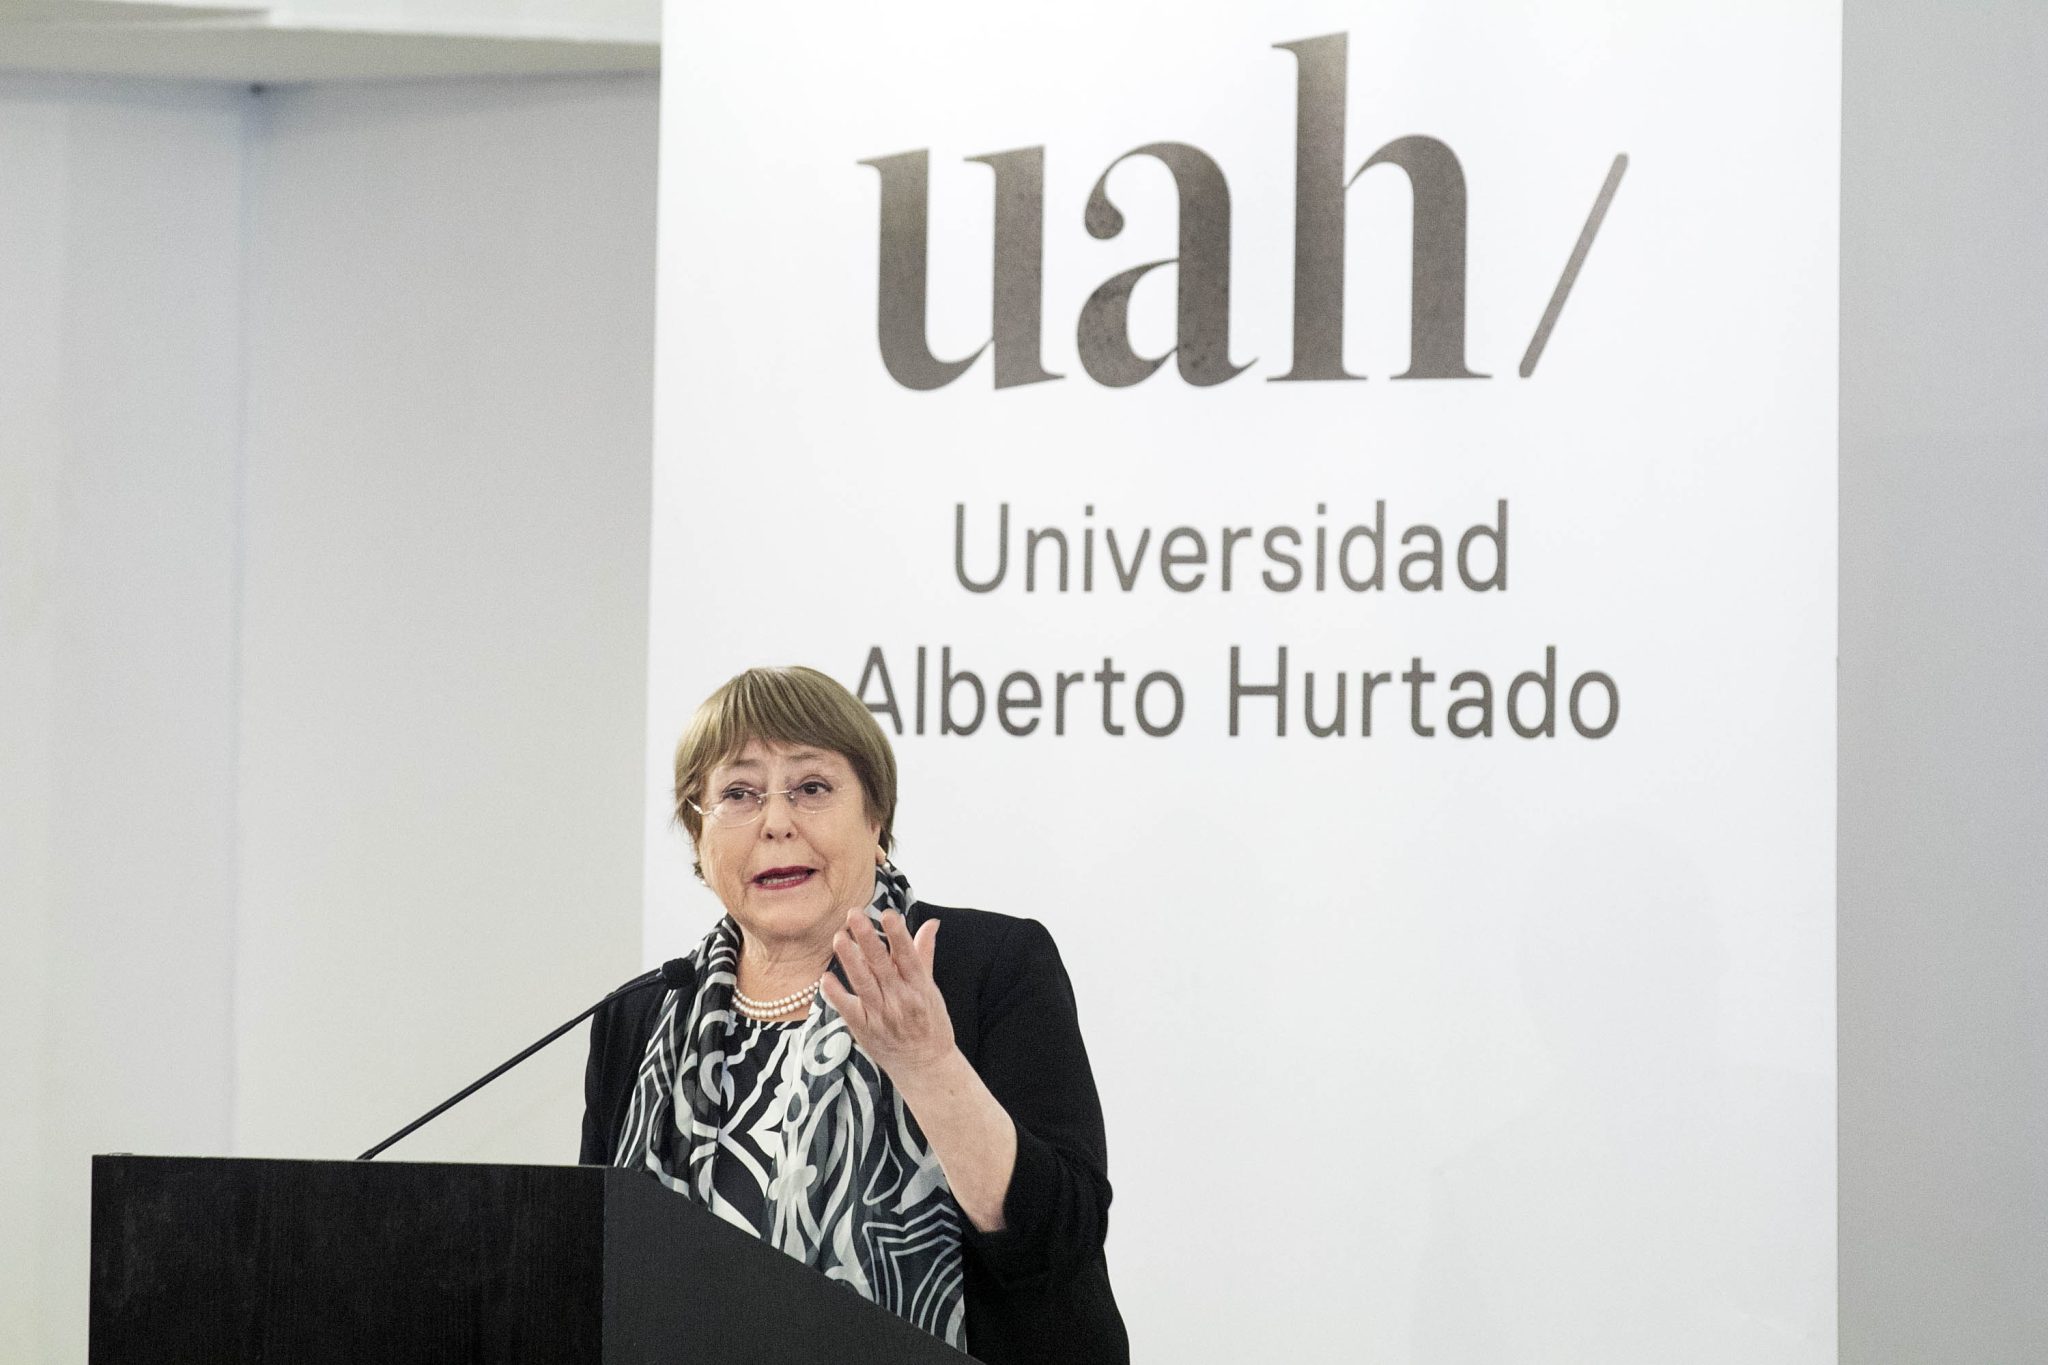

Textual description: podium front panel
[91,1156,970,1364]
[91,1156,605,1365]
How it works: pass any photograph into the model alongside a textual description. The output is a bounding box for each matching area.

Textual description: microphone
[357,957,695,1161]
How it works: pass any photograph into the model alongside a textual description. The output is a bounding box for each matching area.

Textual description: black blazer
[581,901,1130,1365]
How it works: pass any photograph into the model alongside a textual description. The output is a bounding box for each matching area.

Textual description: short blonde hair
[673,666,898,869]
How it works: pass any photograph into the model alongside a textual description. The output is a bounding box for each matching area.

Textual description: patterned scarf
[612,862,967,1351]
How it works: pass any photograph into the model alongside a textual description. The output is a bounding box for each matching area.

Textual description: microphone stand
[357,960,689,1161]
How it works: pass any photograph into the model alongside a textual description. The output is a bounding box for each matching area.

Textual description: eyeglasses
[688,780,843,827]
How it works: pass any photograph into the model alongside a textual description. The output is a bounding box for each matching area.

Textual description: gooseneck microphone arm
[357,958,694,1161]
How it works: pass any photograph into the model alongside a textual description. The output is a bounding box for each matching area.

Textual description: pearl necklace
[733,977,821,1021]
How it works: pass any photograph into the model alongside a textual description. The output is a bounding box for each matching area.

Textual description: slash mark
[1520,153,1628,378]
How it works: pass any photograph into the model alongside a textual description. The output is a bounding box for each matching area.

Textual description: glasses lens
[790,781,837,814]
[708,791,764,825]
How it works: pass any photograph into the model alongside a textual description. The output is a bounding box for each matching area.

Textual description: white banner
[649,3,1837,1360]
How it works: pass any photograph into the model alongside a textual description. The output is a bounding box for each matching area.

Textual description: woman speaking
[581,666,1128,1363]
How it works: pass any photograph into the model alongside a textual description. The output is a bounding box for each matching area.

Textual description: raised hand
[820,907,955,1082]
[819,905,1017,1232]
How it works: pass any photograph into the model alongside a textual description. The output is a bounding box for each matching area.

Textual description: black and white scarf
[612,863,967,1351]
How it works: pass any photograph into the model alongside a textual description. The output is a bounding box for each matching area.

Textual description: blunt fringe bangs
[672,666,898,855]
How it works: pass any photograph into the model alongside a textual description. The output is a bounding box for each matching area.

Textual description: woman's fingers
[827,911,957,1075]
[850,909,905,986]
[881,910,926,983]
[818,970,867,1031]
[834,919,885,1001]
[886,913,938,985]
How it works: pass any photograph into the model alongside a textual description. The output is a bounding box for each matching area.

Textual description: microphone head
[659,957,695,991]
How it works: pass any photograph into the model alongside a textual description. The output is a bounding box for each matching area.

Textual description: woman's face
[694,738,883,950]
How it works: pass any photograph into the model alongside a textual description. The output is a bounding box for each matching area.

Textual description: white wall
[0,71,656,1362]
[0,76,246,1364]
[1840,2,2048,1359]
[233,75,656,1164]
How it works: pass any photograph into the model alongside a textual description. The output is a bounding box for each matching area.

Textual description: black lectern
[90,1155,967,1364]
